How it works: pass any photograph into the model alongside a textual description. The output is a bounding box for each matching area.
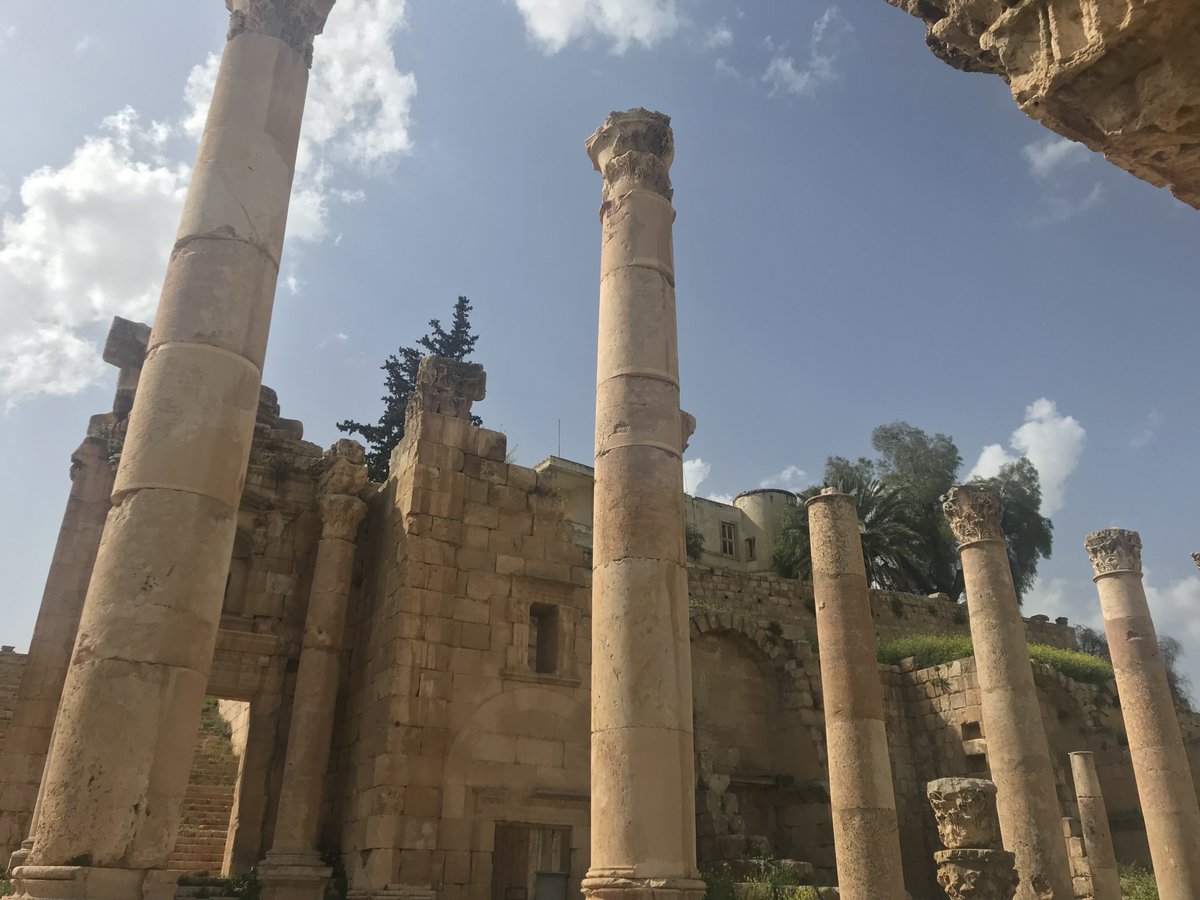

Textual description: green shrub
[874,634,1115,686]
[1119,864,1158,899]
[686,526,706,562]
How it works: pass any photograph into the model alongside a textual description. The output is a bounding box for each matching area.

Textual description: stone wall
[0,647,28,749]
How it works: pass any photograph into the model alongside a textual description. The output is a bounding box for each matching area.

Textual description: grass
[702,860,817,900]
[875,633,1115,686]
[1119,864,1158,899]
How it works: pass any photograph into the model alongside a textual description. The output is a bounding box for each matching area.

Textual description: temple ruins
[4,1,1200,899]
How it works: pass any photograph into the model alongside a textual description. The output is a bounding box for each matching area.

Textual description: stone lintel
[1084,528,1142,578]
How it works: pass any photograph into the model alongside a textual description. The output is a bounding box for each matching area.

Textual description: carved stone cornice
[1085,528,1143,578]
[320,493,366,542]
[941,484,1003,546]
[226,0,335,67]
[586,109,674,210]
[318,439,368,497]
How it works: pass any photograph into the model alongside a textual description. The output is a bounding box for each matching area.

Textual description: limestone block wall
[0,647,28,748]
[331,407,593,900]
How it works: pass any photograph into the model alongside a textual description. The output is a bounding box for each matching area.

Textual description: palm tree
[774,473,929,592]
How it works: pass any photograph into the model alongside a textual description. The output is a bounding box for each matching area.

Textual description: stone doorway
[490,824,572,900]
[168,697,246,875]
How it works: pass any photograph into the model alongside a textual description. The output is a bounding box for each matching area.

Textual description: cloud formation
[513,0,681,53]
[1021,136,1090,179]
[968,398,1085,516]
[683,458,711,495]
[763,7,851,97]
[760,465,809,492]
[1130,409,1164,449]
[0,0,415,404]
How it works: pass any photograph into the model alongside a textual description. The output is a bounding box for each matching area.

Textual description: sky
[1,1,1198,691]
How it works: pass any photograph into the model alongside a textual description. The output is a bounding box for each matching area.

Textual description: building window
[745,537,756,561]
[528,604,559,674]
[720,521,737,557]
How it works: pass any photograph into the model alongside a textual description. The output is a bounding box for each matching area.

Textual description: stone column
[15,5,334,900]
[941,485,1073,900]
[806,489,905,900]
[259,441,367,900]
[0,437,114,868]
[583,109,704,900]
[1068,752,1119,900]
[1085,529,1200,900]
[927,778,1018,900]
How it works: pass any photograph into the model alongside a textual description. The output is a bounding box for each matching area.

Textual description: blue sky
[2,1,1198,689]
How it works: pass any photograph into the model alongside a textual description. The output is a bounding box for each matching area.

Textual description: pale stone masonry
[1085,528,1200,900]
[12,5,333,900]
[927,778,1017,900]
[582,108,704,900]
[1068,752,1118,900]
[806,490,904,900]
[942,485,1073,900]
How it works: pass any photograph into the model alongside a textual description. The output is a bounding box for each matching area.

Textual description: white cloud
[1,0,415,404]
[1034,182,1104,226]
[1130,409,1163,449]
[1022,136,1089,179]
[760,464,810,492]
[513,0,681,53]
[968,398,1085,516]
[683,458,711,495]
[73,36,95,54]
[0,25,16,44]
[704,20,734,50]
[706,492,735,505]
[763,7,851,98]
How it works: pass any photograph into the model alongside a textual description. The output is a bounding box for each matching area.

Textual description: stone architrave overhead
[928,778,1018,900]
[582,109,705,900]
[807,489,906,900]
[879,0,1200,209]
[12,4,334,900]
[942,485,1073,900]
[1085,528,1200,900]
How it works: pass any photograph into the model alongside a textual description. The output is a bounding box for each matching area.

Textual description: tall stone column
[14,5,334,900]
[1068,752,1119,900]
[806,489,905,900]
[0,437,114,867]
[941,485,1073,900]
[259,441,367,900]
[583,109,704,900]
[1085,529,1200,900]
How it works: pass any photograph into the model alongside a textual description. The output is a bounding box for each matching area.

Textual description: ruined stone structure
[927,778,1017,900]
[881,0,1200,208]
[1068,752,1118,900]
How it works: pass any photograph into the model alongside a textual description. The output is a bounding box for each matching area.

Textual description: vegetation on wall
[1119,864,1159,899]
[875,633,1115,686]
[338,296,481,482]
[773,422,1053,603]
[686,525,705,561]
[1076,625,1193,711]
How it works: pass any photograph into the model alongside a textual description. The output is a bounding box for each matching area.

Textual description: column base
[582,871,706,900]
[346,889,435,900]
[11,866,179,900]
[8,839,33,877]
[257,852,331,900]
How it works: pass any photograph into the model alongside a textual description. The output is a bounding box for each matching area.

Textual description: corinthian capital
[320,493,367,542]
[941,484,1003,546]
[1085,528,1142,577]
[586,108,674,209]
[226,0,335,67]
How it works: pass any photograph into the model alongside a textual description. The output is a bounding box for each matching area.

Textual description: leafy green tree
[774,471,928,592]
[338,296,480,481]
[972,457,1053,601]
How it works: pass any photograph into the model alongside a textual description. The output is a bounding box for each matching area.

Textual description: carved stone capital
[941,484,1003,546]
[319,441,368,497]
[586,108,674,210]
[320,493,366,542]
[406,356,487,424]
[226,0,335,67]
[927,778,1003,851]
[680,410,696,454]
[1190,551,1199,570]
[1085,528,1142,578]
[933,849,1018,900]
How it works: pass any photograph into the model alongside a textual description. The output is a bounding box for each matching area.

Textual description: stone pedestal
[806,489,905,900]
[13,5,334,900]
[1068,753,1119,900]
[928,778,1017,900]
[259,442,366,900]
[941,485,1072,900]
[582,109,704,900]
[1085,529,1200,900]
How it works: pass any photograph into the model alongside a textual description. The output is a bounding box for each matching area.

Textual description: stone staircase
[168,701,240,874]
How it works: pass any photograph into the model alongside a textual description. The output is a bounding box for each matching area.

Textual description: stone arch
[689,611,832,875]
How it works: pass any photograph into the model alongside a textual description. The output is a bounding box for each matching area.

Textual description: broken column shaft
[1068,752,1119,900]
[806,489,905,900]
[16,4,334,899]
[1085,529,1200,900]
[942,484,1073,900]
[583,109,704,900]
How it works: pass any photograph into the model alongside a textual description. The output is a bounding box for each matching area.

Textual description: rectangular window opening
[528,604,559,675]
[745,537,756,561]
[720,521,737,557]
